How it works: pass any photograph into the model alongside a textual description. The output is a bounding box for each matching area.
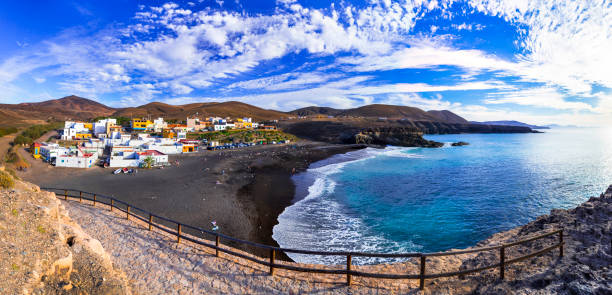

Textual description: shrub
[0,170,15,189]
[4,168,19,180]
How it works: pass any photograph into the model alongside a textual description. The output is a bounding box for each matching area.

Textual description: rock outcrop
[354,127,443,147]
[281,121,444,147]
[0,167,130,294]
[426,185,612,294]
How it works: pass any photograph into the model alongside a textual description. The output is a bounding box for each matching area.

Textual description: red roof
[138,150,165,156]
[33,142,42,147]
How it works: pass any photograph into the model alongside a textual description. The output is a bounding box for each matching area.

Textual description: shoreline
[19,141,367,260]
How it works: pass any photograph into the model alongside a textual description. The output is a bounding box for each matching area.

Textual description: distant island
[471,120,550,129]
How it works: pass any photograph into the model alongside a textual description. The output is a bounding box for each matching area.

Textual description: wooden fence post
[79,191,82,203]
[110,199,113,211]
[126,205,130,220]
[500,246,505,280]
[177,224,181,244]
[346,254,352,286]
[64,190,67,200]
[215,235,220,257]
[269,249,276,275]
[148,214,152,231]
[419,255,426,290]
[93,194,96,206]
[559,230,564,257]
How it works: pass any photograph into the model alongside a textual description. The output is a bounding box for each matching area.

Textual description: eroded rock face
[282,121,444,147]
[355,127,444,147]
[428,185,612,294]
[0,170,130,294]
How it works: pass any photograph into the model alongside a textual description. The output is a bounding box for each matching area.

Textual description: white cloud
[338,39,517,73]
[484,87,594,111]
[468,0,612,95]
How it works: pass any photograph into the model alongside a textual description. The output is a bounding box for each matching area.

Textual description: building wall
[55,155,97,168]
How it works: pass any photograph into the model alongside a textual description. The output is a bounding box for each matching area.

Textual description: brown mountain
[0,95,115,126]
[426,110,469,124]
[289,104,468,123]
[112,101,288,121]
[289,106,344,117]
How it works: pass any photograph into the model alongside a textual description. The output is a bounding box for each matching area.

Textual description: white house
[40,143,70,163]
[61,121,91,140]
[82,139,106,156]
[152,118,167,132]
[108,149,168,167]
[55,148,98,168]
[93,118,117,137]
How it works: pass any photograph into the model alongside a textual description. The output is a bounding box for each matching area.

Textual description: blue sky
[0,0,610,126]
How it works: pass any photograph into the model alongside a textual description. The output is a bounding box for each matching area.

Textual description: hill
[112,101,288,121]
[0,95,115,126]
[471,120,550,129]
[426,110,469,124]
[289,104,468,123]
[289,106,344,117]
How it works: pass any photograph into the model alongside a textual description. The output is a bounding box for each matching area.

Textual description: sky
[0,0,610,126]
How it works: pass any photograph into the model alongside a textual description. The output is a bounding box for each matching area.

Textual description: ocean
[272,127,612,265]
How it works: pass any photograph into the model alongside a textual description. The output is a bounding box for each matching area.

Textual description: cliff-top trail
[2,168,611,294]
[0,167,131,294]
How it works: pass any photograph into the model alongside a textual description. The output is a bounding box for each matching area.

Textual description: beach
[20,141,366,259]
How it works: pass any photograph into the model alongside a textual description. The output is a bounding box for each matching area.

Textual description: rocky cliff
[281,119,536,147]
[0,167,130,294]
[281,121,443,147]
[425,185,612,294]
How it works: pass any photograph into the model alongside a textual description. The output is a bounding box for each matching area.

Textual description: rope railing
[43,187,564,290]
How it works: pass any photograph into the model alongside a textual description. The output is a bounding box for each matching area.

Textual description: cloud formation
[0,0,609,126]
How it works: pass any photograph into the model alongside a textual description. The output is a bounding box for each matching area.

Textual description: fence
[43,188,564,290]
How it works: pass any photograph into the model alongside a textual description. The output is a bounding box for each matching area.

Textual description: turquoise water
[272,128,612,265]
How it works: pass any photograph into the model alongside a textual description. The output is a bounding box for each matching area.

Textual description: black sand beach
[20,141,366,259]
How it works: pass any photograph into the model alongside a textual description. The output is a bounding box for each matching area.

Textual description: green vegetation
[189,129,297,144]
[0,170,15,189]
[0,127,18,137]
[12,122,63,146]
[142,156,154,168]
[4,168,19,180]
[11,209,18,216]
[4,146,30,169]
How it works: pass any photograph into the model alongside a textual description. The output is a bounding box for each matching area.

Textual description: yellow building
[131,119,153,131]
[83,123,93,130]
[75,133,92,139]
[31,143,41,159]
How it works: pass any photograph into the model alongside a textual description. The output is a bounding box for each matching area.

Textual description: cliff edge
[0,167,130,294]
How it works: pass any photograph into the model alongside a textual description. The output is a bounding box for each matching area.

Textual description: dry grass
[0,170,14,189]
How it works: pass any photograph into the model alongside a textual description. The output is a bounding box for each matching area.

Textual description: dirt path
[0,133,16,162]
[61,199,420,294]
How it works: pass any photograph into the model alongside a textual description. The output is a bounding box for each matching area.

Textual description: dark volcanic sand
[21,141,366,259]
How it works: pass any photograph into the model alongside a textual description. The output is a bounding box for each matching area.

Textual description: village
[29,116,290,170]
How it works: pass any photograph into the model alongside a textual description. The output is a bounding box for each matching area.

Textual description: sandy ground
[20,141,366,259]
[60,198,423,294]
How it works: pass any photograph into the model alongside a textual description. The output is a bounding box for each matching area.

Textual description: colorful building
[131,119,153,131]
[31,143,41,159]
